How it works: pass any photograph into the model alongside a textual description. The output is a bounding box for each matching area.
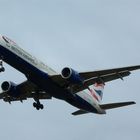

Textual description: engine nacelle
[1,81,20,98]
[61,67,84,84]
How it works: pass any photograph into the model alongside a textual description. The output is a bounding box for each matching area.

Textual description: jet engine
[61,67,84,84]
[1,81,20,98]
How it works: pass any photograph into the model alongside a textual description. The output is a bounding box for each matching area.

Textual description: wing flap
[17,81,52,99]
[0,92,6,99]
[73,71,130,93]
[100,101,136,110]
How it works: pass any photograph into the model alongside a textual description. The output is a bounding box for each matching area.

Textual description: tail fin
[93,83,104,99]
[89,83,105,102]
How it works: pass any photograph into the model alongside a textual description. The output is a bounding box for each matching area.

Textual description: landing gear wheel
[0,67,5,72]
[33,102,37,108]
[33,102,44,110]
[40,104,44,110]
[36,106,40,110]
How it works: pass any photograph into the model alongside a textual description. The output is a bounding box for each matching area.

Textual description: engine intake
[61,67,84,84]
[1,81,20,98]
[1,81,11,92]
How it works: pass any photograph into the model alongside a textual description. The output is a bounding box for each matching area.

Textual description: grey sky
[0,0,140,140]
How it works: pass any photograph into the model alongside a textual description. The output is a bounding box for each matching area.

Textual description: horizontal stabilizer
[100,101,136,110]
[72,110,89,116]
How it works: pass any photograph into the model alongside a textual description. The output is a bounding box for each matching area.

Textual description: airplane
[0,35,139,115]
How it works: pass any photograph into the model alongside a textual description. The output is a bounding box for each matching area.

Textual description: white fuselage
[0,35,106,114]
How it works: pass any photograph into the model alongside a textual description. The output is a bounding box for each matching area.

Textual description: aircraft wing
[0,81,52,102]
[51,65,140,93]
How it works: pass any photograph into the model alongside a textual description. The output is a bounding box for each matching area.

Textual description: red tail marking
[89,89,99,101]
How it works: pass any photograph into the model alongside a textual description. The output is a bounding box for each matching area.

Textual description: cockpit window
[2,36,9,43]
[2,36,17,46]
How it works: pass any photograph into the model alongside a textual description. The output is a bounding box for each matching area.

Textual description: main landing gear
[0,60,5,72]
[33,100,44,110]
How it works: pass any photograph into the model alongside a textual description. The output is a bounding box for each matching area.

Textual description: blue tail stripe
[94,89,103,97]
